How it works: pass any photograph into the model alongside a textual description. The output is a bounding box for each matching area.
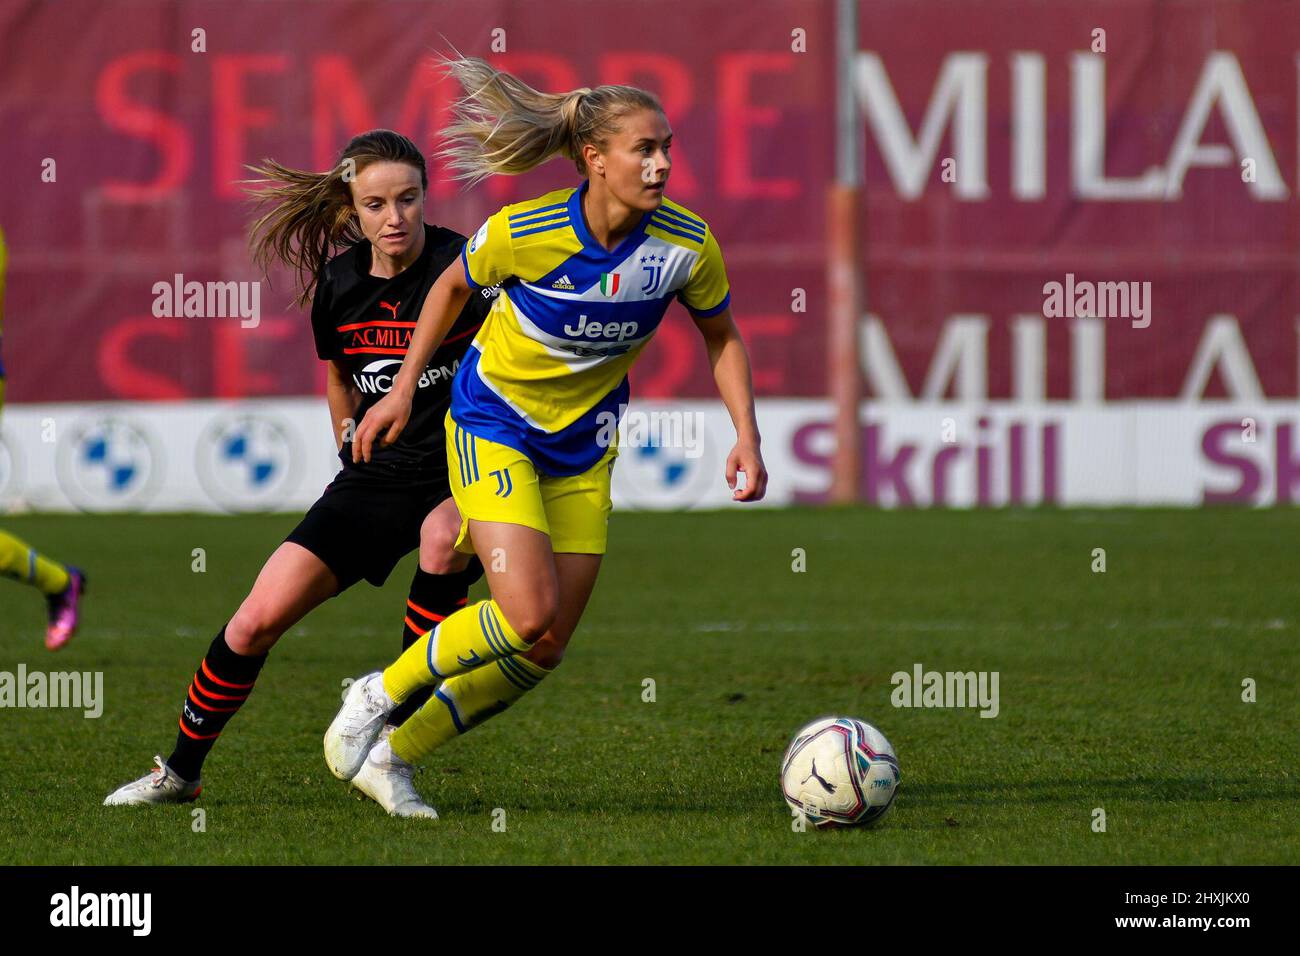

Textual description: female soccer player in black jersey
[105,130,490,806]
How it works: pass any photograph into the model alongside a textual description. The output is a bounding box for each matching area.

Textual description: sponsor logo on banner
[196,413,299,512]
[791,414,1061,507]
[2,399,1297,511]
[610,412,718,510]
[56,417,160,511]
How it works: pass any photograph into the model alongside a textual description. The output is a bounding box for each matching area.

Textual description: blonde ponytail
[436,55,663,185]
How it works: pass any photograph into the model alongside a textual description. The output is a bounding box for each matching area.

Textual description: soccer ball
[780,716,900,828]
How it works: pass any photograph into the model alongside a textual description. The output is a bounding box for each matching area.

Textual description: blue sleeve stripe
[654,206,706,235]
[511,218,571,238]
[509,209,569,230]
[460,245,483,289]
[649,218,706,244]
[509,200,567,222]
[687,291,731,318]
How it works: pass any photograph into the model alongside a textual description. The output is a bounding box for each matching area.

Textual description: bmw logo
[56,417,161,511]
[196,412,299,512]
[610,413,718,510]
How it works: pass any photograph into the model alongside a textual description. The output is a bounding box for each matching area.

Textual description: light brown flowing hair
[435,54,664,185]
[244,130,429,306]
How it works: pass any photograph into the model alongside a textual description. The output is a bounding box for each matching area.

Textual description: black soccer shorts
[285,459,451,591]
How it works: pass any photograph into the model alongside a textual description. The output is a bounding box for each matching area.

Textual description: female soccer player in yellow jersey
[325,56,767,817]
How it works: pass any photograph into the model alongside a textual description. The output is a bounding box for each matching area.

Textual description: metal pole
[827,0,864,503]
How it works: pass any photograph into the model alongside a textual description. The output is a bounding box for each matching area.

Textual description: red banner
[0,0,1296,403]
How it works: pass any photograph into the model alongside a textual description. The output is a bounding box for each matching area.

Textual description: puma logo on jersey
[551,274,575,290]
[379,300,400,319]
[563,313,640,341]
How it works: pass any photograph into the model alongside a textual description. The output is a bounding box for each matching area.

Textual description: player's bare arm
[694,306,767,501]
[325,358,363,452]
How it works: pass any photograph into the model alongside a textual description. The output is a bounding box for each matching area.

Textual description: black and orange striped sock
[389,558,484,727]
[166,628,267,781]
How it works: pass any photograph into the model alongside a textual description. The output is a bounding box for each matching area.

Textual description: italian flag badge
[599,272,621,296]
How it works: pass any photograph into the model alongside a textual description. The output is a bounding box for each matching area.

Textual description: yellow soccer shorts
[445,411,616,555]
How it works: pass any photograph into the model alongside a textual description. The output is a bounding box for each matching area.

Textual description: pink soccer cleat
[45,567,86,651]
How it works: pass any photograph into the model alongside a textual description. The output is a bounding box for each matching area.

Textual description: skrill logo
[1202,419,1300,503]
[792,416,1060,506]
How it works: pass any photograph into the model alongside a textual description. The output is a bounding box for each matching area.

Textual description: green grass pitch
[0,508,1296,864]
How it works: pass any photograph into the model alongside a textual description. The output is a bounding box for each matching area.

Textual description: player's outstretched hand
[726,439,767,502]
[352,391,412,464]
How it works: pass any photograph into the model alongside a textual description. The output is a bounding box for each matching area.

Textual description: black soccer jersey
[311,222,497,469]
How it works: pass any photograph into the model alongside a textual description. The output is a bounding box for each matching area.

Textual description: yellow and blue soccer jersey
[456,179,730,476]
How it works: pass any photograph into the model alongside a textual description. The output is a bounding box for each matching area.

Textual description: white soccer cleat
[103,755,201,806]
[324,671,395,781]
[350,740,438,819]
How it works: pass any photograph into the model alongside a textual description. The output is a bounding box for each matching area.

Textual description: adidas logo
[551,274,575,290]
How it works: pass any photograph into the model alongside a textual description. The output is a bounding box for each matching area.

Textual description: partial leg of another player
[104,543,339,805]
[0,529,86,650]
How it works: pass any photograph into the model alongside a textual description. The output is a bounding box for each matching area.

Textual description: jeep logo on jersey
[353,358,459,394]
[562,314,640,342]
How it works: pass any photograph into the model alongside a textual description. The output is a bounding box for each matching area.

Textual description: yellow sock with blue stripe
[0,530,70,595]
[389,654,551,764]
[382,598,532,703]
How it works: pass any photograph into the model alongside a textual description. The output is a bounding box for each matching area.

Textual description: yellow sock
[390,655,551,764]
[382,599,531,703]
[0,530,70,595]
